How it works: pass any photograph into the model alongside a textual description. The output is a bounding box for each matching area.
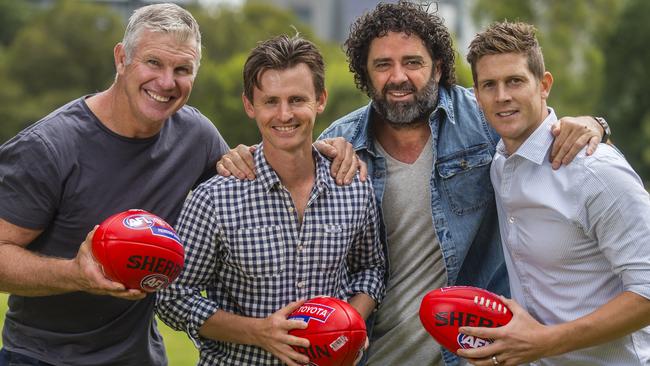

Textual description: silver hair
[121,3,202,68]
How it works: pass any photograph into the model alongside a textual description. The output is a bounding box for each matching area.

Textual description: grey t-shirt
[0,97,229,365]
[368,136,448,366]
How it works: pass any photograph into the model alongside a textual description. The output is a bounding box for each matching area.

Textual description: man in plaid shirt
[156,34,386,366]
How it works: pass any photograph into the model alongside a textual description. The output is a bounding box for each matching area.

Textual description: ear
[433,60,443,83]
[316,88,328,114]
[540,71,553,100]
[114,43,126,74]
[242,93,256,119]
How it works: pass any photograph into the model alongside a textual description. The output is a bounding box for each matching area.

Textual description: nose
[278,101,293,122]
[158,68,176,90]
[495,84,511,103]
[388,64,408,84]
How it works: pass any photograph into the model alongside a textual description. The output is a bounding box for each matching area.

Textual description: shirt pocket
[436,144,494,215]
[309,223,355,272]
[228,225,285,278]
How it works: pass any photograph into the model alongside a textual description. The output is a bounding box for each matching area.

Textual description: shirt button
[508,216,515,224]
[288,207,295,213]
[297,244,303,252]
[296,281,305,288]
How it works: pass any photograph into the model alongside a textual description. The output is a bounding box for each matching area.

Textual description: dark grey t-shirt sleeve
[0,130,61,229]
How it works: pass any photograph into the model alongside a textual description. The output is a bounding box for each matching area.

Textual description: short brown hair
[467,21,545,86]
[243,34,325,101]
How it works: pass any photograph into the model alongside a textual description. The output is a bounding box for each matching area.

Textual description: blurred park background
[0,0,649,363]
[1,0,650,183]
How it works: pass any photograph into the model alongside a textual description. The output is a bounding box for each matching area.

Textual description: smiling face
[366,32,441,126]
[474,52,553,154]
[243,63,327,155]
[114,29,198,131]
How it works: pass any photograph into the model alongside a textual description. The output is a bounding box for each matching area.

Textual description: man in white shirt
[457,21,650,366]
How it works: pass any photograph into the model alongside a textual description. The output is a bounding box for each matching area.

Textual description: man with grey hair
[0,3,229,365]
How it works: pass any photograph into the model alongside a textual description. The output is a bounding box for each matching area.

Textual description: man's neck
[373,116,431,164]
[86,84,164,138]
[503,107,550,156]
[263,144,316,224]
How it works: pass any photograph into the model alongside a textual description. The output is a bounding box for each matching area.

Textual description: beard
[370,77,439,128]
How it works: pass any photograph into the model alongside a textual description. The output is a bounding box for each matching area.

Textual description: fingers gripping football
[74,229,145,300]
[254,300,311,366]
[458,297,553,365]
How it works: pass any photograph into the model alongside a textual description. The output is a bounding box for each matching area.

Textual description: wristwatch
[593,116,611,143]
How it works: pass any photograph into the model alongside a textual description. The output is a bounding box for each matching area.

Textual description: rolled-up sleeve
[345,179,386,304]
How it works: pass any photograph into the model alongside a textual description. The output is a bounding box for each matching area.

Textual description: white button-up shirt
[491,109,650,365]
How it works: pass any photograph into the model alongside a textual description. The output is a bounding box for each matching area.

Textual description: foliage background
[2,0,648,183]
[0,0,649,364]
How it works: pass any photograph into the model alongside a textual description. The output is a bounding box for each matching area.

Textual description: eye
[374,62,391,71]
[147,59,161,67]
[480,81,495,90]
[176,66,193,76]
[404,59,424,70]
[508,78,524,86]
[289,96,306,104]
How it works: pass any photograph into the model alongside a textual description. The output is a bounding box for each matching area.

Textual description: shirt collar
[254,143,332,194]
[434,86,455,125]
[496,107,557,165]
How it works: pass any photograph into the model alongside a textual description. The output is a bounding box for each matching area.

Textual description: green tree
[0,0,33,47]
[471,0,624,117]
[0,0,123,142]
[601,0,650,183]
[6,0,122,96]
[193,2,316,63]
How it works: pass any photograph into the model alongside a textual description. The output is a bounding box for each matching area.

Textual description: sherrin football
[92,209,184,292]
[288,296,367,366]
[419,286,512,354]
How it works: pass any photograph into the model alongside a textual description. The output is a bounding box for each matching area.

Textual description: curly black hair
[345,1,456,95]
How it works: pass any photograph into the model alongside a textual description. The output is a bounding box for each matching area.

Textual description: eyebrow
[371,55,425,63]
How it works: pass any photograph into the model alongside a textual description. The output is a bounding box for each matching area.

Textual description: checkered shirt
[156,144,386,365]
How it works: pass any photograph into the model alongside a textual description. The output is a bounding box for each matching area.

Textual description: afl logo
[457,333,492,349]
[140,273,170,292]
[123,215,155,230]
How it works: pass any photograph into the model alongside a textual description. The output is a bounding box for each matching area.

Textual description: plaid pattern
[156,144,385,365]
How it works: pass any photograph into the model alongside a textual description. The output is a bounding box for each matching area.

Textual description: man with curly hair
[319,2,606,365]
[218,2,607,365]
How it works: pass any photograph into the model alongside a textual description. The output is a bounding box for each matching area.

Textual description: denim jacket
[319,85,509,366]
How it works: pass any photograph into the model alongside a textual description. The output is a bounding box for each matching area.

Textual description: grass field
[0,293,199,365]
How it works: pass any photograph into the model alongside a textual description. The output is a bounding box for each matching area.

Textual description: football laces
[473,296,508,314]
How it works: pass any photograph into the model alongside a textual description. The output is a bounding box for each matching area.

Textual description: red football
[92,209,184,292]
[288,297,367,366]
[419,286,512,354]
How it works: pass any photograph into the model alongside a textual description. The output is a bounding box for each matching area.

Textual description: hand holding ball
[92,209,184,292]
[419,286,512,353]
[288,296,367,366]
